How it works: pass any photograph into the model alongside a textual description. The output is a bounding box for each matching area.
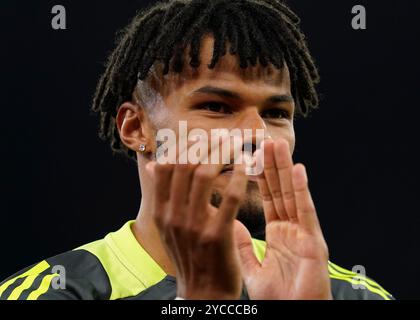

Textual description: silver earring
[139,144,146,152]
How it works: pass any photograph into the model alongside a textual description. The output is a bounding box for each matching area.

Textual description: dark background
[1,0,419,299]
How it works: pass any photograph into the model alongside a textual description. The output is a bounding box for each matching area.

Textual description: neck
[131,201,177,277]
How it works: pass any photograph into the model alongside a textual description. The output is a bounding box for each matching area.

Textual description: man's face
[139,35,296,237]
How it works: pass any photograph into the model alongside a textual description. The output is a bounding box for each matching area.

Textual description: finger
[188,136,232,226]
[255,150,280,224]
[169,136,211,207]
[148,161,173,202]
[149,162,175,227]
[234,220,260,284]
[292,164,321,232]
[274,138,298,222]
[215,164,248,228]
[145,161,156,179]
[170,136,218,212]
[170,164,197,209]
[262,140,288,221]
[156,131,199,165]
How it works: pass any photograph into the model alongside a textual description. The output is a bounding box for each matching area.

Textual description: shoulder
[0,243,111,300]
[251,238,394,300]
[328,261,394,300]
[0,221,158,300]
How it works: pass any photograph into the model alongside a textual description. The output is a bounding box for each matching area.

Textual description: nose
[237,108,270,154]
[242,142,257,155]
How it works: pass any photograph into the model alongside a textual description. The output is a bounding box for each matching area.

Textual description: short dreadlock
[92,0,320,161]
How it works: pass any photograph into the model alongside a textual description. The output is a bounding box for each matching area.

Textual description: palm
[249,221,329,299]
[235,139,331,300]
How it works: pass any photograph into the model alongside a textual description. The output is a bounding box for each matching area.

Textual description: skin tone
[116,34,331,300]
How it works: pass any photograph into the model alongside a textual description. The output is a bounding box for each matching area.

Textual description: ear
[116,102,153,154]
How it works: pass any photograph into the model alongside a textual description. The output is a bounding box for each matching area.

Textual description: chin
[211,185,266,240]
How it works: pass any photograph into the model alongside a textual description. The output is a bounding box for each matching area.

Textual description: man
[0,0,393,300]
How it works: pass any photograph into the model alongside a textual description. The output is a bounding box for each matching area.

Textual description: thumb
[234,220,260,282]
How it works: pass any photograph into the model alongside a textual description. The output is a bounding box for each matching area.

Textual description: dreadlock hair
[92,0,320,161]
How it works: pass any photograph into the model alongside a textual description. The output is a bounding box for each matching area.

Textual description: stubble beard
[210,182,266,240]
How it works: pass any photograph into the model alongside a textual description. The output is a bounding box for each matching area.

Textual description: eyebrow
[266,95,294,104]
[192,86,241,99]
[190,86,294,104]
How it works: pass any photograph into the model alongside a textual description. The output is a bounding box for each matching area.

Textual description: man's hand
[234,138,332,300]
[146,145,248,300]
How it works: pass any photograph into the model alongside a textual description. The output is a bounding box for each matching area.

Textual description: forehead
[138,34,291,100]
[196,35,290,86]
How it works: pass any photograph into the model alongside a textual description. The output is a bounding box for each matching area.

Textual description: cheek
[151,97,190,136]
[269,124,296,153]
[288,127,296,154]
[149,109,182,153]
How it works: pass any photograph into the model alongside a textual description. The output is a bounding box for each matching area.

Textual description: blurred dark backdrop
[1,0,419,299]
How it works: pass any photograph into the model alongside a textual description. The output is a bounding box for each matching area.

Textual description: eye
[261,108,291,120]
[196,102,232,114]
